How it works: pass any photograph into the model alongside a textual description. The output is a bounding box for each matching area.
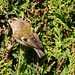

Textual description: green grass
[0,0,75,75]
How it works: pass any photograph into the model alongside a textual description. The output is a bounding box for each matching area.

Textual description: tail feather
[34,48,45,58]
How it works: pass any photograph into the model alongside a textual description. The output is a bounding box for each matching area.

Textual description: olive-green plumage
[7,18,45,58]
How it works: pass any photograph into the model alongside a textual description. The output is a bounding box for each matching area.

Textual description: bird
[6,18,45,58]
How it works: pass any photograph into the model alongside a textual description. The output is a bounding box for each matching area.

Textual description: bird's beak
[5,20,9,23]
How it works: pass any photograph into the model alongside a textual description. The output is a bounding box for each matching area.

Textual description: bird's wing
[14,29,42,49]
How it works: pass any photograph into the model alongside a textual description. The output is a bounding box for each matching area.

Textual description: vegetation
[0,0,75,75]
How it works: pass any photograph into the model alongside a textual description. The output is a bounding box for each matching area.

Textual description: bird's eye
[10,21,12,23]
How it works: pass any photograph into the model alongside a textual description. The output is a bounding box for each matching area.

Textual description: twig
[36,62,39,75]
[57,55,66,71]
[73,41,75,73]
[4,42,13,63]
[4,35,14,63]
[3,24,7,34]
[37,62,39,70]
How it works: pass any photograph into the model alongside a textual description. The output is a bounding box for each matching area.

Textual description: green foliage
[0,0,75,75]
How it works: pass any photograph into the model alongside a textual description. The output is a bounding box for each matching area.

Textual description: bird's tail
[34,48,45,58]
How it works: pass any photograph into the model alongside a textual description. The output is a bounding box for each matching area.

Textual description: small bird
[7,18,45,58]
